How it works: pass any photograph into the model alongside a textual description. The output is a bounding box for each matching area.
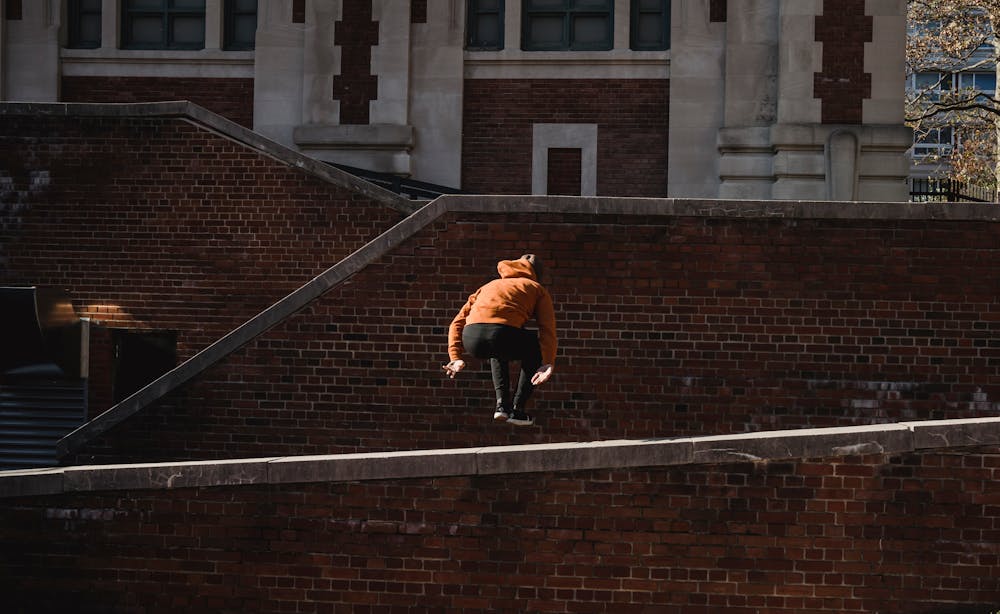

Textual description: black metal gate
[909,178,996,202]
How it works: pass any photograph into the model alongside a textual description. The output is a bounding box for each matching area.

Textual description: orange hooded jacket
[448,258,557,365]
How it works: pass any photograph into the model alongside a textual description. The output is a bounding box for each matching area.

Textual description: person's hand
[442,359,465,378]
[531,364,554,385]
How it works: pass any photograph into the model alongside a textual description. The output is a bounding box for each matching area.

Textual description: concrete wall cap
[7,418,1000,498]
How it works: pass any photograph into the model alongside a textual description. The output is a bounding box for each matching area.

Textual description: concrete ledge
[909,417,1000,449]
[437,194,1000,221]
[62,458,278,492]
[7,418,1000,499]
[268,448,480,484]
[691,423,914,464]
[476,438,694,475]
[0,467,67,497]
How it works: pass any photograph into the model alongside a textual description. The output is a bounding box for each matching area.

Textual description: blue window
[223,0,257,50]
[630,0,669,50]
[467,0,504,50]
[522,0,613,51]
[122,0,206,50]
[67,0,102,49]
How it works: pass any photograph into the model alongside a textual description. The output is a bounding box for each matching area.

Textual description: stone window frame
[532,123,598,196]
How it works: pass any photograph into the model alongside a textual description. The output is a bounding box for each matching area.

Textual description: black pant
[462,323,542,411]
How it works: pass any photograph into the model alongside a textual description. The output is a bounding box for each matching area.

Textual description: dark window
[223,0,257,50]
[547,148,582,195]
[121,0,206,50]
[467,0,504,50]
[522,0,612,51]
[67,0,103,48]
[630,0,669,50]
[111,330,177,404]
[5,0,22,21]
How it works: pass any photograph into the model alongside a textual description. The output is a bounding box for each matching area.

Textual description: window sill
[60,48,254,78]
[464,48,669,79]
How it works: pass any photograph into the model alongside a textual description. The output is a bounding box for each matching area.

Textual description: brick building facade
[2,104,997,468]
[4,3,989,612]
[0,0,910,199]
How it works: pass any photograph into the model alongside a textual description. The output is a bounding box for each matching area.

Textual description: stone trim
[531,123,597,196]
[5,418,1000,498]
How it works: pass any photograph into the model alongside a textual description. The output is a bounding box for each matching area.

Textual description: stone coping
[437,194,1000,220]
[5,418,1000,499]
[53,192,1000,459]
[0,101,416,215]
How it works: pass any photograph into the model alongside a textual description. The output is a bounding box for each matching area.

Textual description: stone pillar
[2,0,60,101]
[408,0,464,188]
[293,0,414,174]
[771,0,825,200]
[858,0,911,201]
[253,0,305,144]
[666,0,726,197]
[769,0,911,201]
[717,0,779,199]
[706,0,911,202]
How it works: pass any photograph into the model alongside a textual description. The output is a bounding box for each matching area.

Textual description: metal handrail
[326,163,465,200]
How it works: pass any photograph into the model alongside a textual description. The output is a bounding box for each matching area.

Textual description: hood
[496,258,537,281]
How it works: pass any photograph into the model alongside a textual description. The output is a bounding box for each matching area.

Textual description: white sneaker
[493,409,509,421]
[507,411,534,426]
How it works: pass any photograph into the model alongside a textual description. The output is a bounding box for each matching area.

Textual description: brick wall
[813,0,873,124]
[61,76,255,127]
[0,111,403,418]
[462,80,669,196]
[3,447,1000,612]
[547,148,583,195]
[56,204,1000,465]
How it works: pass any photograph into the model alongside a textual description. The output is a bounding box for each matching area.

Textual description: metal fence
[909,177,996,203]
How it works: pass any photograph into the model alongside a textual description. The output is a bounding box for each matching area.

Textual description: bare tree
[907,0,1000,189]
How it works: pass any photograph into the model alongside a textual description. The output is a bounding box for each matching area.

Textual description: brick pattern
[462,80,669,196]
[546,148,582,195]
[61,76,255,128]
[0,114,402,418]
[4,448,1000,612]
[332,0,380,125]
[814,0,873,124]
[55,210,1000,465]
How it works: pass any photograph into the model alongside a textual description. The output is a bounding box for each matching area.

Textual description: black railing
[909,177,995,203]
[326,163,464,200]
